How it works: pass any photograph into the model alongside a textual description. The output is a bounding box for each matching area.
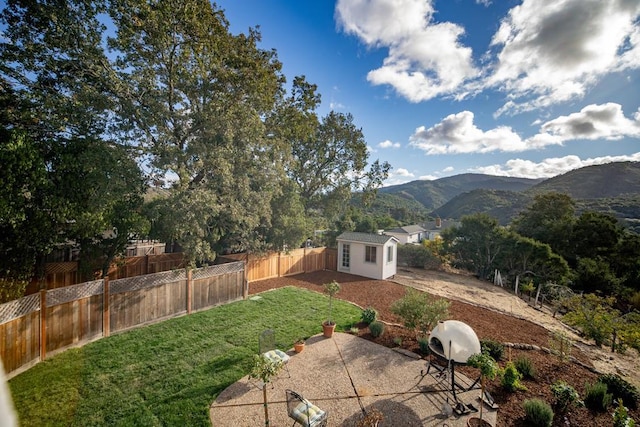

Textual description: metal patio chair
[259,329,291,378]
[285,389,328,427]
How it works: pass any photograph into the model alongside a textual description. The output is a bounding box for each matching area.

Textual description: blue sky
[220,0,640,186]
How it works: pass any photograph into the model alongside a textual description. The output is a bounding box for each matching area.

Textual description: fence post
[186,269,192,314]
[103,277,110,337]
[243,254,249,299]
[39,289,47,361]
[303,246,307,273]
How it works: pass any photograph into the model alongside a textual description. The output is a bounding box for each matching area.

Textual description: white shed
[336,232,398,280]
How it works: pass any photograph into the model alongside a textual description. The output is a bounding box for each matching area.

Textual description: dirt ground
[250,268,640,427]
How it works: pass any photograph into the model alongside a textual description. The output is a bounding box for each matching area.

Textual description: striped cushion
[263,349,290,364]
[291,400,325,426]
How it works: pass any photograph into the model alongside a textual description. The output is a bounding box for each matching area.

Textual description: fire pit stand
[419,320,482,404]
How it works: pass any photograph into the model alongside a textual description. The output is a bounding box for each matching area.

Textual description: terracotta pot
[322,322,336,338]
[294,342,305,353]
[467,417,492,427]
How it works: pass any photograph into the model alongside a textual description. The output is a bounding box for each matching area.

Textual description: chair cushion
[263,349,290,364]
[291,400,325,426]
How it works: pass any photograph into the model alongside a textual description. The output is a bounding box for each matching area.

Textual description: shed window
[387,245,393,263]
[342,244,350,268]
[365,246,377,263]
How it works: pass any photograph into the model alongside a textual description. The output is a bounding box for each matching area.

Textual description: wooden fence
[26,253,186,293]
[0,261,244,378]
[221,247,337,282]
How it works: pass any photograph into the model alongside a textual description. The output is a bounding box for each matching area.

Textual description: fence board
[325,248,338,271]
[278,249,305,277]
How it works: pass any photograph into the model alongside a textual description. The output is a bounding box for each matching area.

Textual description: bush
[500,361,526,392]
[361,307,378,325]
[523,398,554,427]
[514,355,536,379]
[551,380,582,415]
[369,321,385,338]
[613,399,636,427]
[584,381,613,412]
[598,373,639,410]
[390,289,449,338]
[480,338,504,361]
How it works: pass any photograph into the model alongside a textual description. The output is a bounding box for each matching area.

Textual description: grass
[9,286,361,426]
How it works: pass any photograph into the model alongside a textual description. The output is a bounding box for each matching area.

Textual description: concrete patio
[209,332,497,426]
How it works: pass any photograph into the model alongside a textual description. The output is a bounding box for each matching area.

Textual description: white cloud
[410,103,640,155]
[489,0,640,115]
[367,145,378,153]
[336,0,640,113]
[336,0,477,102]
[409,110,527,154]
[471,152,640,179]
[330,101,346,110]
[419,174,438,180]
[378,139,401,148]
[394,168,414,177]
[442,166,454,172]
[383,167,416,186]
[540,103,640,140]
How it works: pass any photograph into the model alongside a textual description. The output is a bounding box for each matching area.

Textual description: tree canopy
[0,0,390,295]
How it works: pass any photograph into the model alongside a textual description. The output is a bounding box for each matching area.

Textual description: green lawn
[9,287,361,426]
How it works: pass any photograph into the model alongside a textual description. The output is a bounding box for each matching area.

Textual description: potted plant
[466,352,498,427]
[294,338,306,353]
[249,354,284,427]
[322,280,341,338]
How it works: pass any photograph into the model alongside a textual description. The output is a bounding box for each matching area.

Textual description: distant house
[336,232,398,280]
[422,218,460,241]
[383,225,426,244]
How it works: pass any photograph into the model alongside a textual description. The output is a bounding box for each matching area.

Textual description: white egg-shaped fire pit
[425,320,482,403]
[428,320,481,364]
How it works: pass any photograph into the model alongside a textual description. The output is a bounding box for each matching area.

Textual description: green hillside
[369,162,640,229]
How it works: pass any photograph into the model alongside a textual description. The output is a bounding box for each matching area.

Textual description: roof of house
[384,225,426,235]
[337,232,398,245]
[422,220,460,231]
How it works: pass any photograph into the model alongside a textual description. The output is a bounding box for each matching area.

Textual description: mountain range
[366,161,640,231]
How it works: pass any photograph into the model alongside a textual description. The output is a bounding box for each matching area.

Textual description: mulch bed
[250,270,639,427]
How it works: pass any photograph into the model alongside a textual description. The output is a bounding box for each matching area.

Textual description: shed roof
[337,232,398,245]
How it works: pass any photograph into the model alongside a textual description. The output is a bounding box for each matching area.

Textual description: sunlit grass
[9,286,361,426]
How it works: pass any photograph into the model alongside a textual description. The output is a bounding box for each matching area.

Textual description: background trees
[0,0,389,295]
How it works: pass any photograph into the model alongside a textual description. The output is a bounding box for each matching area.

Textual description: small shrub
[500,360,526,392]
[613,399,636,427]
[393,336,403,346]
[514,355,536,379]
[361,307,378,325]
[551,380,582,415]
[480,338,504,361]
[390,288,449,338]
[598,373,639,410]
[584,381,613,412]
[417,336,430,355]
[522,398,554,427]
[349,326,360,334]
[369,321,385,338]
